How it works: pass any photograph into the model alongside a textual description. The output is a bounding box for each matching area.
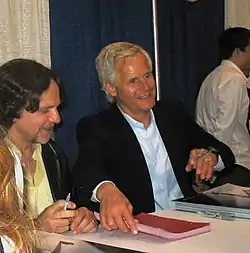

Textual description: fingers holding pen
[186,149,207,172]
[186,148,217,182]
[36,200,77,233]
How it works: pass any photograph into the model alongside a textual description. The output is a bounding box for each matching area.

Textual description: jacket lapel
[153,104,180,167]
[108,105,150,172]
[108,105,155,208]
[153,103,193,196]
[42,142,60,202]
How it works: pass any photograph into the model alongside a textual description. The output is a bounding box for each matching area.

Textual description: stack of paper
[174,183,250,219]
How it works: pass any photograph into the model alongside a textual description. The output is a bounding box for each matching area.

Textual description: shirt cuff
[214,155,225,171]
[91,180,115,202]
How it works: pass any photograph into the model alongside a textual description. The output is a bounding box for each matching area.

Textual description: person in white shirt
[196,27,250,185]
[0,130,36,253]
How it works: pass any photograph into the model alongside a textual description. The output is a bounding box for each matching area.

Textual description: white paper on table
[52,241,102,253]
[203,183,250,208]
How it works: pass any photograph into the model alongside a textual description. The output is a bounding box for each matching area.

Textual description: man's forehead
[118,54,150,69]
[39,81,60,107]
[39,97,61,108]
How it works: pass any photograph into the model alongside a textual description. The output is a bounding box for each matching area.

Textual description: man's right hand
[97,182,138,234]
[35,200,77,233]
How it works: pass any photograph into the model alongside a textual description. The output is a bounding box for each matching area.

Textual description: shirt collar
[117,106,155,129]
[5,138,41,160]
[221,60,247,81]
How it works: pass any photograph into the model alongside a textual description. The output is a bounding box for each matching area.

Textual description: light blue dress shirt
[121,110,184,211]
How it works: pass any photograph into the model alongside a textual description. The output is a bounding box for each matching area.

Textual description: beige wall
[225,0,250,28]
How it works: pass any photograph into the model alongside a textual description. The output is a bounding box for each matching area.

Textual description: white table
[39,210,250,253]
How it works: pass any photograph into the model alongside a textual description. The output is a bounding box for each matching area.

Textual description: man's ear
[233,48,244,57]
[230,48,243,61]
[231,48,238,58]
[103,82,117,97]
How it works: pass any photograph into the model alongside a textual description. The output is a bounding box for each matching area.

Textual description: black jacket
[42,139,71,201]
[72,100,235,214]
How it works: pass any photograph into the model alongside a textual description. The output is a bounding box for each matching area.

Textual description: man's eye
[39,109,49,113]
[145,73,152,78]
[129,78,137,84]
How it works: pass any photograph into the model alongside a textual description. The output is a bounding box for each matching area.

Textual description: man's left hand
[70,207,98,234]
[186,149,217,181]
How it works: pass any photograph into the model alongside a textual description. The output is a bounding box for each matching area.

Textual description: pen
[196,150,210,158]
[63,193,71,210]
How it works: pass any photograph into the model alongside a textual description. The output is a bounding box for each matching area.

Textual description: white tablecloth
[39,210,250,253]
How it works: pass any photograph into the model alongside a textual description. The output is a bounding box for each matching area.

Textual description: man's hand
[70,207,98,234]
[35,200,76,233]
[186,149,217,181]
[97,183,138,234]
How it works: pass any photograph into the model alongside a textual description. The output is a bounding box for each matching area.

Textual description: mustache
[41,125,54,131]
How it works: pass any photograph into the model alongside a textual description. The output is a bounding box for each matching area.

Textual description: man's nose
[140,77,150,90]
[49,110,61,124]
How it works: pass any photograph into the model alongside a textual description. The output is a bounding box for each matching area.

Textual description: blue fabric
[49,0,154,168]
[157,0,224,114]
[50,0,224,168]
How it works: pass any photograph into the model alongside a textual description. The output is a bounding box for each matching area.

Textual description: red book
[94,212,211,240]
[134,213,211,240]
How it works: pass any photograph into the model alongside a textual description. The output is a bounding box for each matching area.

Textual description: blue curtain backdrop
[49,0,154,168]
[157,0,224,113]
[50,0,224,168]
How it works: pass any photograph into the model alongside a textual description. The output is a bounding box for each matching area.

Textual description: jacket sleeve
[71,117,108,211]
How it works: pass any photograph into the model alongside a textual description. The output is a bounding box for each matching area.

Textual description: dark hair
[219,27,250,60]
[0,59,59,129]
